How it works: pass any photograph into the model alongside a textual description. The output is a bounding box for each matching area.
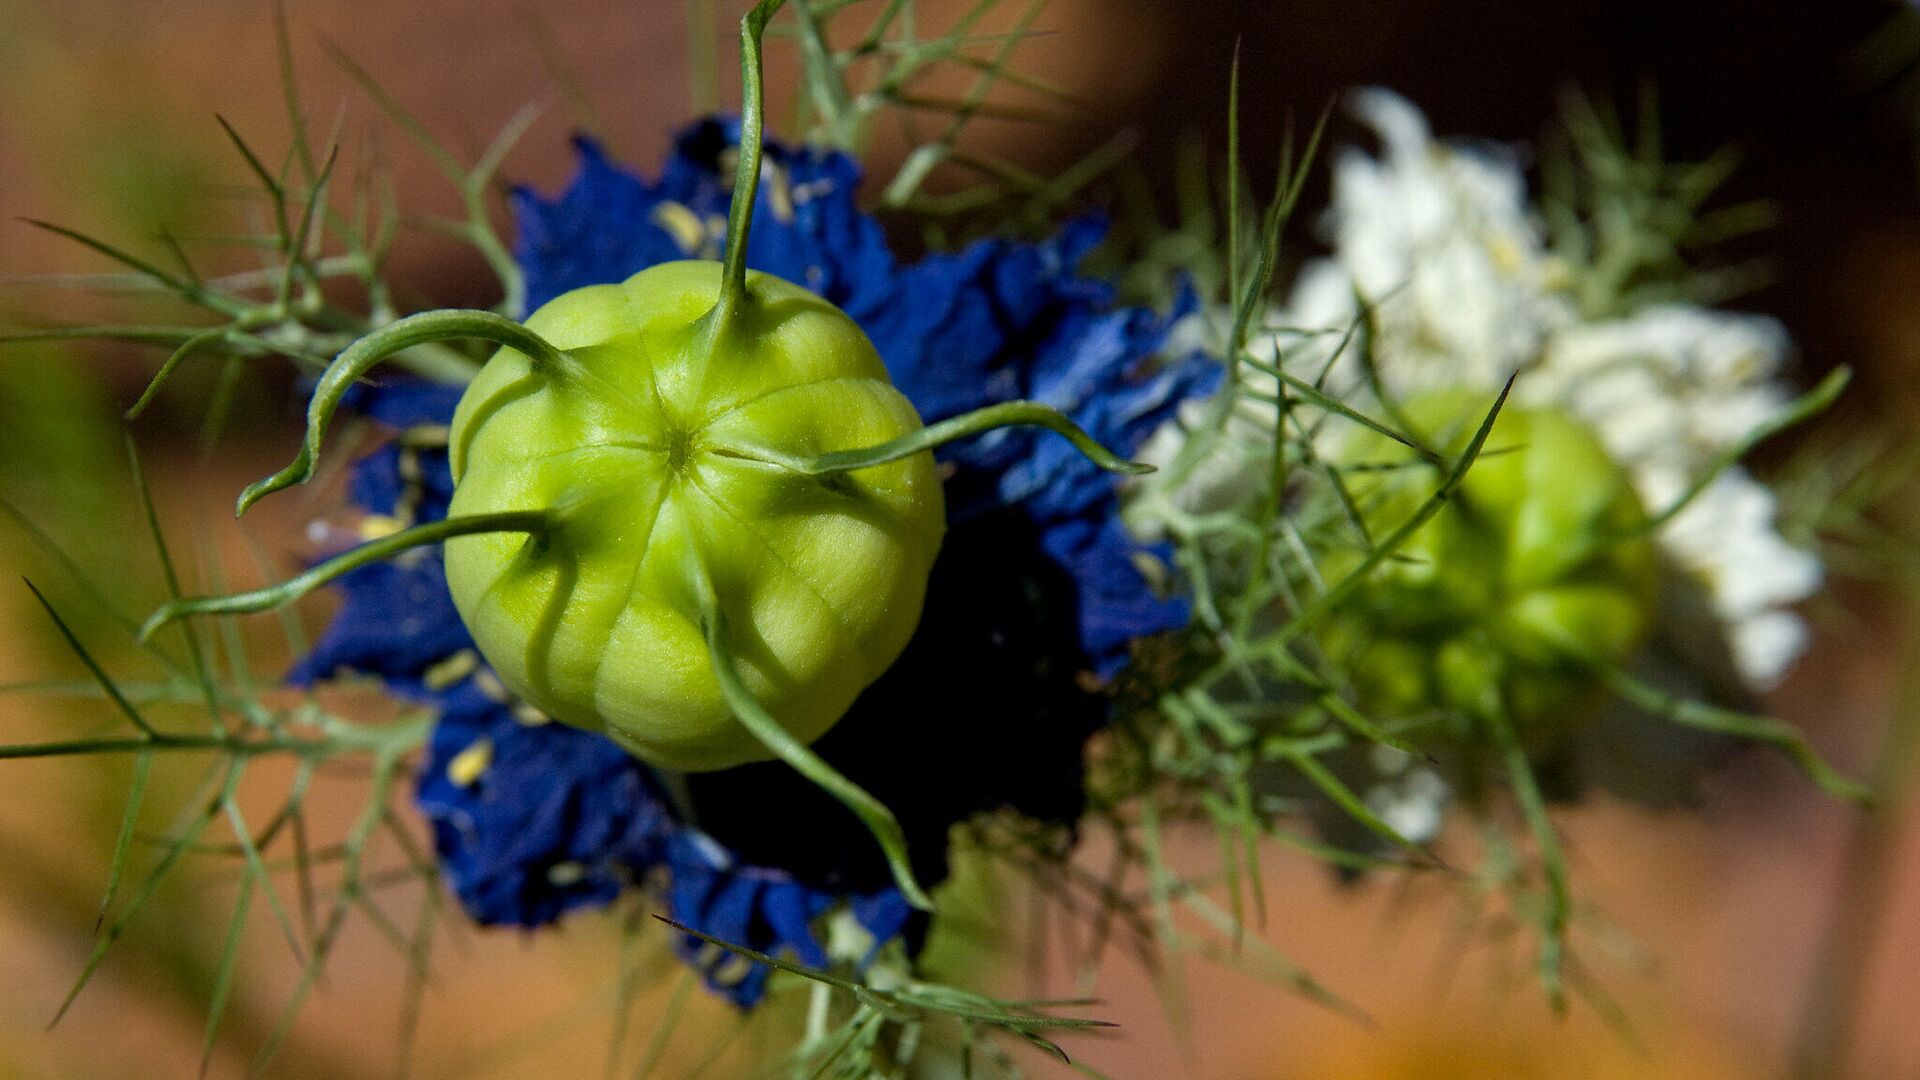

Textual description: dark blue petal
[416,683,672,927]
[1038,514,1192,677]
[285,553,470,690]
[760,881,832,969]
[514,121,895,316]
[513,137,694,313]
[848,890,916,967]
[340,380,466,430]
[664,833,838,1007]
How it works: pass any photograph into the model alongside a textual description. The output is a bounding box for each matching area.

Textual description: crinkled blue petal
[284,553,470,692]
[415,680,673,928]
[664,832,849,1007]
[1039,516,1193,677]
[514,119,894,316]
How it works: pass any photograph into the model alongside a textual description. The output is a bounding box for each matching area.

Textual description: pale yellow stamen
[651,201,708,256]
[448,738,493,788]
[358,514,405,540]
[424,649,479,691]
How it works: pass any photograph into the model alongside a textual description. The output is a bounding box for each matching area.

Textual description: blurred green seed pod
[445,261,945,772]
[1320,391,1658,747]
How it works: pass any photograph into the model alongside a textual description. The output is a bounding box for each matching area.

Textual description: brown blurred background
[1,0,1918,1077]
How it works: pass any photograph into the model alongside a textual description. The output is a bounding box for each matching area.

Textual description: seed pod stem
[1480,703,1570,1013]
[237,310,572,516]
[138,510,552,641]
[700,594,935,912]
[702,0,790,348]
[742,399,1156,479]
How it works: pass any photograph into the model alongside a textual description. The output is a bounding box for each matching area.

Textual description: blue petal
[848,890,917,967]
[514,121,895,316]
[760,881,832,969]
[664,833,837,1007]
[1039,515,1193,677]
[285,553,470,691]
[513,137,692,313]
[340,380,466,430]
[415,682,672,927]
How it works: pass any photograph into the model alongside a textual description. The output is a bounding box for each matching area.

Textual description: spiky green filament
[236,311,574,516]
[1270,375,1516,649]
[138,511,550,641]
[701,596,935,912]
[728,399,1155,479]
[1482,704,1571,1012]
[1590,657,1873,803]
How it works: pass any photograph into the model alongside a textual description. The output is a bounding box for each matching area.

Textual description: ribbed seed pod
[445,261,945,772]
[1322,391,1658,747]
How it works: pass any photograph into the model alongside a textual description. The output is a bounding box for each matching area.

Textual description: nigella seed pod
[1321,391,1658,746]
[444,261,945,772]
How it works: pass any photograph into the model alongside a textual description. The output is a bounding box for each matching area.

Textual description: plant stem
[139,511,551,640]
[1788,580,1920,1078]
[704,0,790,342]
[724,399,1151,478]
[0,712,433,762]
[237,309,571,515]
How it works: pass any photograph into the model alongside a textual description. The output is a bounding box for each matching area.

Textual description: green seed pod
[1321,391,1658,746]
[444,261,946,772]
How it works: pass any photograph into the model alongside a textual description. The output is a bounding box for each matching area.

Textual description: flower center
[664,422,700,475]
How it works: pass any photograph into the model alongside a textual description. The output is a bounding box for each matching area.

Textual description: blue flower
[514,119,1216,674]
[665,832,915,1006]
[416,679,671,927]
[292,116,1215,1007]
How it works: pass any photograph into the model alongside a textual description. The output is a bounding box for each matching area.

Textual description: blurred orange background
[1,1,1916,1077]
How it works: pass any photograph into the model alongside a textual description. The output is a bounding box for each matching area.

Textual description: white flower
[1317,88,1571,391]
[1642,467,1823,686]
[1133,88,1566,524]
[1362,745,1450,845]
[1128,89,1826,689]
[1537,305,1791,472]
[1540,307,1815,685]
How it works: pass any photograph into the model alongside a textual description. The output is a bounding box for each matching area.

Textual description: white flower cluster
[1538,309,1822,685]
[1136,89,1821,689]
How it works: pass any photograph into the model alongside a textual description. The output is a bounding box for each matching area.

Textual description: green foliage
[1107,79,1871,1027]
[1541,87,1776,317]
